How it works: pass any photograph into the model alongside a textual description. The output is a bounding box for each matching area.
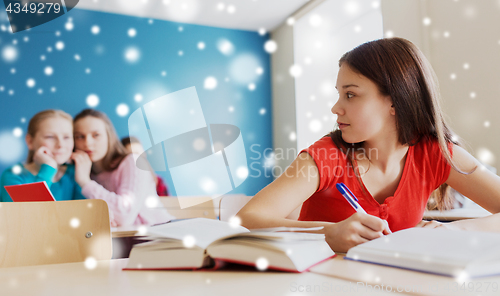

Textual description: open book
[345,228,500,278]
[124,218,335,272]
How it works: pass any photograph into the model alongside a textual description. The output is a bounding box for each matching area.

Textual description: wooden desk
[423,208,491,222]
[0,258,397,296]
[112,226,141,238]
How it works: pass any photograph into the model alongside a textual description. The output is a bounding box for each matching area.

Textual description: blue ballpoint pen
[336,182,392,233]
[336,183,367,214]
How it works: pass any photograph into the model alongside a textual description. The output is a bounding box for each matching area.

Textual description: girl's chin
[341,134,355,144]
[89,155,104,163]
[341,135,364,145]
[55,157,72,165]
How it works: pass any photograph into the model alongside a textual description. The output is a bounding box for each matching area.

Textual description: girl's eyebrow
[335,84,360,89]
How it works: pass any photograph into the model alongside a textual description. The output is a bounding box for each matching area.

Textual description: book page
[228,231,326,241]
[146,218,249,249]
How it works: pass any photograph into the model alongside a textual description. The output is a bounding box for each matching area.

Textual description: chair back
[0,199,111,268]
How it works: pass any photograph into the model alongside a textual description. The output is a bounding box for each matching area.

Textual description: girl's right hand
[324,212,391,253]
[71,150,92,188]
[33,146,58,169]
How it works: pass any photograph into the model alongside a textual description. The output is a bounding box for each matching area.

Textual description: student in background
[120,136,169,196]
[72,109,174,227]
[238,37,500,252]
[0,110,85,202]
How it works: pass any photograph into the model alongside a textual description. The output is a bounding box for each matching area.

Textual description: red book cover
[122,255,337,273]
[5,181,56,202]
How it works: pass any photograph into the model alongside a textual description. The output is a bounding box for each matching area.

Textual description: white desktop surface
[312,255,500,296]
[0,258,396,296]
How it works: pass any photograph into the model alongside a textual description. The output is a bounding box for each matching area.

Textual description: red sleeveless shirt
[298,137,452,232]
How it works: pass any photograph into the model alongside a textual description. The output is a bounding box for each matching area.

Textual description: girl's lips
[338,122,350,129]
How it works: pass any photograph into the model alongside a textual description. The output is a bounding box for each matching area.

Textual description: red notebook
[5,181,56,202]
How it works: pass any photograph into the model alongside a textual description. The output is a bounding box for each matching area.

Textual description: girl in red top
[238,37,500,252]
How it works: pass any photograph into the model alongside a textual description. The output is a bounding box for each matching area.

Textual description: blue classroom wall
[0,8,274,196]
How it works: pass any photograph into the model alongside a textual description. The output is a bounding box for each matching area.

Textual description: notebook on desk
[5,181,56,202]
[345,228,500,278]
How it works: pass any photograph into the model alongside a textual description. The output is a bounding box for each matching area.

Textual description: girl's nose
[84,135,93,146]
[331,98,343,115]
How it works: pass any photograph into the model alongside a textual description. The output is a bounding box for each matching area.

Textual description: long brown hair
[26,109,73,163]
[329,37,471,210]
[74,109,128,172]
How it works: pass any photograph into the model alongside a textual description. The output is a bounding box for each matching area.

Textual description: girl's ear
[25,134,34,150]
[390,103,396,116]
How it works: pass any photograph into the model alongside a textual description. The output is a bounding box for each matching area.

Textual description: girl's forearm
[449,213,500,232]
[238,211,332,231]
